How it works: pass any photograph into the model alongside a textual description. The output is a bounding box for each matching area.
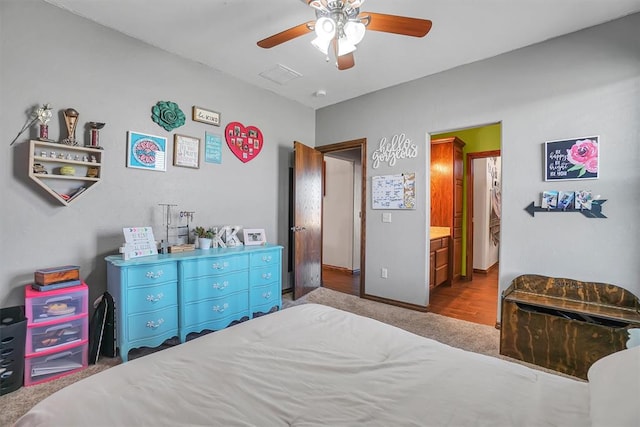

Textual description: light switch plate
[382,213,392,223]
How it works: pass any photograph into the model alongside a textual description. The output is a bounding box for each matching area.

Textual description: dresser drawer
[126,263,177,287]
[250,283,280,308]
[24,341,88,387]
[430,237,448,252]
[182,271,249,303]
[126,282,178,314]
[26,317,88,354]
[250,264,280,287]
[127,306,178,341]
[181,255,248,279]
[249,250,280,268]
[25,284,88,325]
[181,291,248,327]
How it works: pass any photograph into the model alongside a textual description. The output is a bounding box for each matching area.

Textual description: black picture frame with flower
[544,135,599,181]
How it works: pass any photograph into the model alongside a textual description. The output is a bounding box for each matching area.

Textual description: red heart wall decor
[224,121,263,163]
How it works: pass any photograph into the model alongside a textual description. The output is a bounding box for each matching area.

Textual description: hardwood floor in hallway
[321,265,499,328]
[428,268,499,327]
[322,267,360,296]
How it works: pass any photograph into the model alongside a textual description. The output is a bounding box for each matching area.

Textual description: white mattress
[16,304,590,426]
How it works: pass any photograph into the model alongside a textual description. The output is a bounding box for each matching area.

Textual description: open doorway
[428,124,501,326]
[317,139,366,297]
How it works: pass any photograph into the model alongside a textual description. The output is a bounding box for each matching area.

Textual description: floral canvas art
[544,136,599,181]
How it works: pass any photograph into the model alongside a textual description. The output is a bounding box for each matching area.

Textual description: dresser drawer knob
[262,255,272,263]
[146,293,164,303]
[212,262,229,270]
[145,270,163,279]
[146,318,164,329]
[261,272,272,280]
[212,303,229,313]
[262,291,272,300]
[212,281,229,291]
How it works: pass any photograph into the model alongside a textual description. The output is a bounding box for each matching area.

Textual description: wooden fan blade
[361,12,432,37]
[337,52,355,70]
[332,39,355,70]
[257,21,314,48]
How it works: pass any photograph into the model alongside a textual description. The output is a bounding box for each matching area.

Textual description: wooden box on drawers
[24,283,88,386]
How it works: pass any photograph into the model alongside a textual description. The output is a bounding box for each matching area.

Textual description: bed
[15,303,639,426]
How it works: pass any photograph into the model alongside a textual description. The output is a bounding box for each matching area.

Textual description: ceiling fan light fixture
[311,36,332,55]
[314,16,336,39]
[343,20,366,45]
[337,37,357,56]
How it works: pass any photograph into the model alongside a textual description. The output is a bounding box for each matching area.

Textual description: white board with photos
[372,173,416,210]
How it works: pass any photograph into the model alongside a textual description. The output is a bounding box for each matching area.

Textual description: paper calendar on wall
[372,173,416,210]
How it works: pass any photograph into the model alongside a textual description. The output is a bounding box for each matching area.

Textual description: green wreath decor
[151,101,185,131]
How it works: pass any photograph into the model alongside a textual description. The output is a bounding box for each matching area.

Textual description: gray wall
[323,156,354,270]
[0,1,315,307]
[317,13,640,310]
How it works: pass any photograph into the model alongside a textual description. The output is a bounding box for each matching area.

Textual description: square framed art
[127,131,167,172]
[173,134,201,168]
[544,136,599,181]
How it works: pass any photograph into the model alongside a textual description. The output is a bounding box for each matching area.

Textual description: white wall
[316,13,640,310]
[322,157,354,269]
[473,157,500,271]
[0,1,315,307]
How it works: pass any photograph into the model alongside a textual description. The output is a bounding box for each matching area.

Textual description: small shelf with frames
[29,140,103,206]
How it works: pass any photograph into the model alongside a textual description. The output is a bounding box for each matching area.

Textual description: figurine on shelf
[36,103,53,142]
[88,122,105,148]
[61,108,79,145]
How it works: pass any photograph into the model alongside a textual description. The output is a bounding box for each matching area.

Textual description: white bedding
[16,304,592,426]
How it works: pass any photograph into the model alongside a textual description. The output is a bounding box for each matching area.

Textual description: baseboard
[322,264,359,275]
[472,262,499,275]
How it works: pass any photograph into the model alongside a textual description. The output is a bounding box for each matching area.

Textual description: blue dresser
[105,245,282,361]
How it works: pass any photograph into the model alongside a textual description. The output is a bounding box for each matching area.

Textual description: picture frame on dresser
[243,229,266,246]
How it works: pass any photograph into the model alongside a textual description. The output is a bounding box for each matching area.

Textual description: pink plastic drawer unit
[25,283,88,324]
[24,341,88,387]
[26,317,88,354]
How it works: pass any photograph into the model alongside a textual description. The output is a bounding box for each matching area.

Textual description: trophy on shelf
[87,122,105,149]
[35,103,53,142]
[61,108,79,145]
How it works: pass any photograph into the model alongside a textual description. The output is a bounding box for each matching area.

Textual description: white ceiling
[45,0,640,110]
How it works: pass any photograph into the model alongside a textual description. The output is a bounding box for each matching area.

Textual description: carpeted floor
[1,287,511,425]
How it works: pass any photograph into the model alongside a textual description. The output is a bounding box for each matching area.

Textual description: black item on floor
[88,292,116,364]
[0,305,27,395]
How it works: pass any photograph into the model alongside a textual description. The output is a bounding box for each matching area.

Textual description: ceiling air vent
[259,64,302,85]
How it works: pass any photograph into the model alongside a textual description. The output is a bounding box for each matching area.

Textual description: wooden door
[292,141,323,299]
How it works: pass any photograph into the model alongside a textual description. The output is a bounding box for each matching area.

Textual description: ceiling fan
[257,0,432,70]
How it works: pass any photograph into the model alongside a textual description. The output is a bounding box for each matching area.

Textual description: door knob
[290,226,306,232]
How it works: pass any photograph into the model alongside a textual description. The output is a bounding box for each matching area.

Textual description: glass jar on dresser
[105,245,283,362]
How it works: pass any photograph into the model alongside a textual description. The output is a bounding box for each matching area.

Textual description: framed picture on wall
[127,131,167,172]
[173,134,201,168]
[544,136,599,181]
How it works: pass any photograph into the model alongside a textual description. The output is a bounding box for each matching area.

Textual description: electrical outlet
[381,268,388,279]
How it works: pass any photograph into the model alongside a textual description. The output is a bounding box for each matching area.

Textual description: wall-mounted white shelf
[28,140,103,206]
